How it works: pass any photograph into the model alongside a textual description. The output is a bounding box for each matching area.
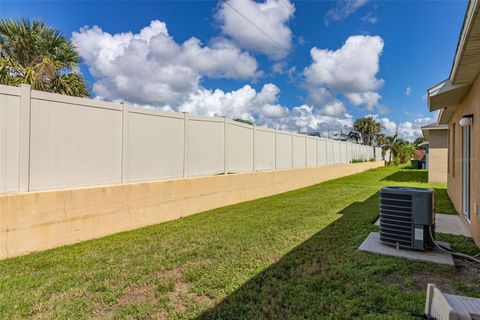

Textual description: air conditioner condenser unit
[380,186,435,251]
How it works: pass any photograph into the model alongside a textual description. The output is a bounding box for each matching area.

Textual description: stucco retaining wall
[0,161,384,260]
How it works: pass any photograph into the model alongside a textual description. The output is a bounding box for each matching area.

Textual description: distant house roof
[427,0,480,123]
[413,149,426,161]
[421,122,448,140]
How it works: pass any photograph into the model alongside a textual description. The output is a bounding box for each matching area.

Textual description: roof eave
[451,0,480,83]
[427,80,471,111]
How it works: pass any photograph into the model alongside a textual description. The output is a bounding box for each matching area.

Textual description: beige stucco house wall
[427,0,480,246]
[421,126,448,184]
[445,76,480,246]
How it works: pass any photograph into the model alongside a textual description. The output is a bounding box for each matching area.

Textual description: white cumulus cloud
[72,20,385,137]
[369,114,434,141]
[277,104,353,135]
[325,0,369,25]
[178,84,352,136]
[72,20,260,107]
[216,0,295,60]
[319,100,347,117]
[303,35,385,114]
[178,83,288,122]
[405,86,412,96]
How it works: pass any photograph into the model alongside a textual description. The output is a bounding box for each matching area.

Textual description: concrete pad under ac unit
[358,232,455,266]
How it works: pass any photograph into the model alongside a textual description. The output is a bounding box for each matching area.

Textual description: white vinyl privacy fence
[0,85,383,194]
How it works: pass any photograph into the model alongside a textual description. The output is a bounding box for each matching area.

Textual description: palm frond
[0,18,89,97]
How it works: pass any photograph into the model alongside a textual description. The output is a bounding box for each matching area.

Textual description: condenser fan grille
[379,192,413,248]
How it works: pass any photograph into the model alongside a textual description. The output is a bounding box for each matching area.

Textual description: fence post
[121,103,129,184]
[252,123,256,172]
[316,137,319,167]
[274,128,277,171]
[18,84,31,192]
[183,112,189,178]
[224,116,228,175]
[304,134,307,168]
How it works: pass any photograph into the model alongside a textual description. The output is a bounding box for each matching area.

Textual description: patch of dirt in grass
[166,266,213,313]
[32,287,88,319]
[116,284,156,306]
[380,270,454,293]
[91,266,213,319]
[455,259,480,277]
[91,284,158,320]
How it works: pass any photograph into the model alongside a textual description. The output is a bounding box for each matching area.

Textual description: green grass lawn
[1,165,479,319]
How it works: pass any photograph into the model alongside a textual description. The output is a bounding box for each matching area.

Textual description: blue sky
[1,0,468,139]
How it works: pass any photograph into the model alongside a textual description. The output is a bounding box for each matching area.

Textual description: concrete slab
[436,214,471,237]
[358,232,455,266]
[374,214,471,238]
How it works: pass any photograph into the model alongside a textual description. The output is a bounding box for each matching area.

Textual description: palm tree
[383,134,409,164]
[375,133,385,146]
[375,133,387,158]
[347,131,361,143]
[414,137,426,150]
[0,18,89,97]
[353,117,382,146]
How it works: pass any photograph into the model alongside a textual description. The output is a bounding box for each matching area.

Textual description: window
[462,123,471,222]
[448,129,450,174]
[451,123,455,177]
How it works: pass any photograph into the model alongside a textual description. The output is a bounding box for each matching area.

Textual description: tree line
[347,117,423,165]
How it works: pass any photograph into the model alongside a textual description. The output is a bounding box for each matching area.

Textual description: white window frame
[462,124,471,223]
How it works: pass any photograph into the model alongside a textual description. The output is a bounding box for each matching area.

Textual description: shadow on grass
[381,170,428,183]
[194,188,476,319]
[195,192,380,319]
[195,191,461,319]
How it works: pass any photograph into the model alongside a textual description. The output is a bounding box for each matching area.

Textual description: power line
[223,0,372,115]
[223,0,287,50]
[278,0,293,13]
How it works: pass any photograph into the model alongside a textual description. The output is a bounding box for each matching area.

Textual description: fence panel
[306,136,317,167]
[276,130,293,169]
[0,85,381,194]
[254,127,275,171]
[226,120,253,173]
[127,108,184,182]
[29,92,123,191]
[317,139,327,166]
[187,115,224,177]
[326,140,334,164]
[332,141,341,164]
[346,142,353,163]
[340,142,347,164]
[375,147,383,161]
[0,86,21,194]
[292,133,306,168]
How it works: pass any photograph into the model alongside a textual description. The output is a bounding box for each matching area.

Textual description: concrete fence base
[0,161,384,260]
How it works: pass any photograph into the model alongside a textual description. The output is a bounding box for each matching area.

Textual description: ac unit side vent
[381,193,412,201]
[380,216,411,224]
[380,204,412,212]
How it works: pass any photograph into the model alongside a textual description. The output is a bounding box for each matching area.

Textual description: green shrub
[351,159,366,163]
